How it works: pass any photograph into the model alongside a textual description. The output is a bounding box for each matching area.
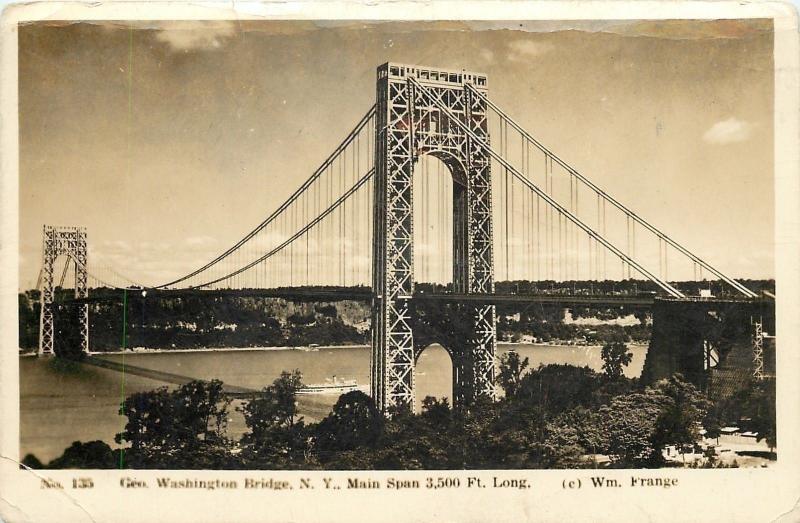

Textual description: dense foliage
[18,289,368,353]
[601,342,633,380]
[29,357,772,471]
[115,379,233,468]
[706,378,776,450]
[492,278,775,299]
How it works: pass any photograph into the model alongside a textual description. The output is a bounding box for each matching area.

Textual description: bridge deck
[67,288,771,309]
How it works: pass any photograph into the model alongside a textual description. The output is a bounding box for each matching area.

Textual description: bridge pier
[411,301,496,409]
[641,298,775,398]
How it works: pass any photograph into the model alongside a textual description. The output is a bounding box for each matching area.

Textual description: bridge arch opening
[412,154,459,287]
[413,342,454,413]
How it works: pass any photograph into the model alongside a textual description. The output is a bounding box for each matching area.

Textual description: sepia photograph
[15,15,780,471]
[2,2,799,521]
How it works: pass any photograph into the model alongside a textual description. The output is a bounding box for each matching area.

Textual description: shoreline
[88,344,371,356]
[19,341,648,357]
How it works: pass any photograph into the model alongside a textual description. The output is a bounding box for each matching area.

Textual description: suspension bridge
[34,63,773,410]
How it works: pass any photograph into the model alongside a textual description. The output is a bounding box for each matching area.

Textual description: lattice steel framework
[39,225,89,356]
[371,63,496,411]
[752,317,764,380]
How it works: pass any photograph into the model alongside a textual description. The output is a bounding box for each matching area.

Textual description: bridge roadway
[69,287,772,309]
[177,287,658,307]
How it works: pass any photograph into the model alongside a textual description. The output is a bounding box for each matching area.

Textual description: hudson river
[20,343,647,462]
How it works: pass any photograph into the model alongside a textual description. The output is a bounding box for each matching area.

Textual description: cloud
[507,40,555,62]
[102,239,131,252]
[702,117,754,144]
[154,21,237,51]
[184,235,218,248]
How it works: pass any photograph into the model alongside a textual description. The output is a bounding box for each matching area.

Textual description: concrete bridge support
[641,298,775,399]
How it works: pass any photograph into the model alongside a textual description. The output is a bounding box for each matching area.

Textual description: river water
[19,343,647,462]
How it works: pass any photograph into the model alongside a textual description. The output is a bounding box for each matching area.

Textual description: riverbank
[90,344,371,355]
[19,340,649,358]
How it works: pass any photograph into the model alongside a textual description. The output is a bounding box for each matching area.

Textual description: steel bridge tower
[371,63,496,412]
[38,225,89,356]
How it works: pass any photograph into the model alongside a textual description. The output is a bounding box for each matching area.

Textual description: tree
[315,391,383,459]
[48,441,117,469]
[475,402,545,469]
[420,396,451,426]
[601,342,633,380]
[239,370,306,465]
[18,292,40,350]
[21,454,44,469]
[116,386,176,451]
[706,377,776,452]
[542,423,585,468]
[496,351,530,398]
[515,364,601,414]
[173,379,231,445]
[600,391,666,467]
[115,379,232,467]
[651,375,711,461]
[546,407,606,466]
[600,375,711,467]
[241,371,304,435]
[748,380,776,451]
[53,304,86,361]
[368,397,460,470]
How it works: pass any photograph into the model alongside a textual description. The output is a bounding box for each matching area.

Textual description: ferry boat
[297,375,359,395]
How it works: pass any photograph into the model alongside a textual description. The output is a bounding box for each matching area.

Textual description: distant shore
[17,345,368,357]
[19,340,648,357]
[90,344,370,356]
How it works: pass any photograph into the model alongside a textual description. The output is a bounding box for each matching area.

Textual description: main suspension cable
[192,169,375,289]
[151,105,376,290]
[411,78,683,297]
[465,84,755,297]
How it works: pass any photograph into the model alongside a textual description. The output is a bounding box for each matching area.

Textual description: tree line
[18,289,368,356]
[23,343,775,470]
[20,278,775,355]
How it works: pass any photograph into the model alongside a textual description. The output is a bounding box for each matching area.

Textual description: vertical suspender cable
[522,140,528,281]
[293,197,297,286]
[417,157,428,281]
[549,155,552,280]
[341,151,345,286]
[439,159,445,285]
[503,120,509,281]
[575,179,579,281]
[602,198,607,280]
[624,215,629,279]
[558,211,562,281]
[306,192,309,286]
[593,197,598,281]
[632,219,636,273]
[339,154,344,286]
[510,124,516,280]
[527,140,533,281]
[353,135,358,285]
[545,154,550,280]
[570,173,574,281]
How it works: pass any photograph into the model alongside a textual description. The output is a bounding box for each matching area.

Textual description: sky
[17,19,774,290]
